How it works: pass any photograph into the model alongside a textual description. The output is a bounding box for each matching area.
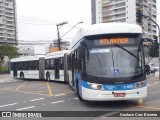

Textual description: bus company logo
[106,85,115,90]
[2,112,11,117]
[127,84,134,89]
[123,85,134,89]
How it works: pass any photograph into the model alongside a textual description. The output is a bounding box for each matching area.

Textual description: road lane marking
[14,90,49,96]
[1,89,73,97]
[54,94,66,97]
[139,105,160,110]
[24,83,45,87]
[1,89,50,96]
[30,98,45,102]
[73,98,78,100]
[15,81,28,91]
[155,82,160,84]
[148,91,160,94]
[46,82,53,96]
[51,100,65,104]
[54,91,74,96]
[16,106,35,111]
[0,103,17,108]
[148,84,153,86]
[148,82,160,87]
[146,100,160,103]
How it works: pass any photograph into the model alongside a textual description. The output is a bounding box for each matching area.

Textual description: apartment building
[91,0,157,40]
[0,0,17,44]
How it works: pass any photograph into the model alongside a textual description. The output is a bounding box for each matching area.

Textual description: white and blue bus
[10,55,45,80]
[10,50,68,82]
[44,50,68,82]
[67,23,147,101]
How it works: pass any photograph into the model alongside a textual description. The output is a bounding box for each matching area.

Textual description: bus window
[60,57,64,70]
[45,59,50,69]
[50,59,54,69]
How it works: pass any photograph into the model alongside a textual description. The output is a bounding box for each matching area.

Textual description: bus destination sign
[100,38,128,45]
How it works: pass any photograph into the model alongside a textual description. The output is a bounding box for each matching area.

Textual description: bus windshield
[84,34,145,78]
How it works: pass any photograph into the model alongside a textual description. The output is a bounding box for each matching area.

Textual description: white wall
[95,0,102,23]
[34,45,49,55]
[126,0,136,24]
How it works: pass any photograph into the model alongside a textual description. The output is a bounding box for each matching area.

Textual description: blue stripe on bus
[74,72,146,91]
[81,80,147,91]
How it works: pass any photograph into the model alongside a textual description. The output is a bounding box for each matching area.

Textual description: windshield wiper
[114,44,142,62]
[80,41,104,75]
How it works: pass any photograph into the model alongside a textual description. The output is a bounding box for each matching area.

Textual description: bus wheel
[20,72,24,80]
[76,80,83,101]
[46,73,50,82]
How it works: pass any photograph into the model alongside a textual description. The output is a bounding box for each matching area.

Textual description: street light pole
[56,21,83,50]
[141,14,160,79]
[56,21,68,51]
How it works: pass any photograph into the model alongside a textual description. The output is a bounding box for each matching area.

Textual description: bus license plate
[114,93,126,97]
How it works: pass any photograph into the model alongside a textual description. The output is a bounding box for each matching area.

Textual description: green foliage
[0,44,19,63]
[1,66,8,72]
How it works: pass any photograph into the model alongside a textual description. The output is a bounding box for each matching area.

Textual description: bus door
[39,58,45,80]
[71,53,75,87]
[54,59,60,79]
[13,63,17,77]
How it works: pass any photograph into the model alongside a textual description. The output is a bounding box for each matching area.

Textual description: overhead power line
[17,22,57,26]
[17,38,73,42]
[17,15,80,28]
[17,15,58,24]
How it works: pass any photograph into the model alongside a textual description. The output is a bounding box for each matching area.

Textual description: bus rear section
[10,56,45,80]
[68,23,147,101]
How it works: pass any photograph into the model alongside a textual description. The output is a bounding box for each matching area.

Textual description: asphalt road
[0,74,160,120]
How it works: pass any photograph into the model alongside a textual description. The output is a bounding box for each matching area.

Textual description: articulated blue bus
[67,23,147,101]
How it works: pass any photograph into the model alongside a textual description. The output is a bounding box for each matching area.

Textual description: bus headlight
[134,81,145,89]
[87,82,103,90]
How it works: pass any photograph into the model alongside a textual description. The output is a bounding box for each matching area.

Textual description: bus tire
[20,72,24,80]
[76,80,83,101]
[46,73,50,82]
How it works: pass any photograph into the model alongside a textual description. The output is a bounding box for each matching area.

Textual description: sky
[16,0,160,45]
[16,0,91,44]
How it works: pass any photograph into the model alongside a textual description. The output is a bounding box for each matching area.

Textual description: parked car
[149,63,159,73]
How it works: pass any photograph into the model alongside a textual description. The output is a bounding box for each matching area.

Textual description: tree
[0,44,19,72]
[148,43,159,57]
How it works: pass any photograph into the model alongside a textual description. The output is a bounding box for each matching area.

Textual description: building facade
[91,0,157,40]
[0,0,17,44]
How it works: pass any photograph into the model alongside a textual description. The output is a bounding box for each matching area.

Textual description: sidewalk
[147,71,160,80]
[0,74,18,83]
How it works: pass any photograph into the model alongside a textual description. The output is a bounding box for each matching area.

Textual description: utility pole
[56,21,68,51]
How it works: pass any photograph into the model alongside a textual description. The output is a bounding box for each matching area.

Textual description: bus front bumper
[81,86,147,101]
